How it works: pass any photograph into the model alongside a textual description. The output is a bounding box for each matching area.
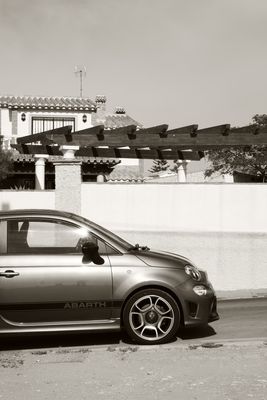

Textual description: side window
[6,219,91,255]
[96,238,119,256]
[0,220,7,254]
[75,231,119,256]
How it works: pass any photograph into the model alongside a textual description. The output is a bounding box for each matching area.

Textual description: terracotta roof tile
[106,165,144,182]
[0,95,96,111]
[10,153,118,166]
[11,154,35,162]
[104,114,142,129]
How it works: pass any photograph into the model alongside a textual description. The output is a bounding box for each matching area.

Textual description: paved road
[209,297,267,342]
[1,297,266,352]
[1,298,266,400]
[180,297,267,344]
[1,340,267,400]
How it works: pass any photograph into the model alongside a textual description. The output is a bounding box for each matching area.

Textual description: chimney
[114,107,126,115]
[94,95,107,124]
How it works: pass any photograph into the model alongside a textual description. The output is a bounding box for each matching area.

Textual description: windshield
[69,213,133,250]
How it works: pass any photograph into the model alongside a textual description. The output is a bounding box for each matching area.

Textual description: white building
[0,94,142,188]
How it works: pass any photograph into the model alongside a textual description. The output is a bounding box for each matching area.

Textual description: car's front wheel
[123,289,180,345]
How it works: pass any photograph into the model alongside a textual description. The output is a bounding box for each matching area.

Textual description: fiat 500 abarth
[0,209,219,345]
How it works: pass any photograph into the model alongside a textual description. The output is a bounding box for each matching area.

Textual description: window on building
[32,117,75,134]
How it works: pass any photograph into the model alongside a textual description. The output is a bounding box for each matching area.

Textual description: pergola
[13,124,267,154]
[13,123,267,159]
[13,125,201,161]
[11,122,267,190]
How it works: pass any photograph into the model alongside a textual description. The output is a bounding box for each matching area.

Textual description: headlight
[184,265,201,281]
[193,285,207,296]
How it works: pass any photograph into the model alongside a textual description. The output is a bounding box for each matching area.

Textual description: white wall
[81,183,267,233]
[1,184,267,293]
[0,190,55,211]
[81,183,267,292]
[0,109,93,143]
[0,109,11,136]
[17,110,93,137]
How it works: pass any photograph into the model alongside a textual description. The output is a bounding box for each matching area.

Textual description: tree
[0,139,13,182]
[205,115,267,182]
[149,159,170,173]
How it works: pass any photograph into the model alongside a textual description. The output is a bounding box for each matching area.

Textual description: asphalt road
[1,297,266,352]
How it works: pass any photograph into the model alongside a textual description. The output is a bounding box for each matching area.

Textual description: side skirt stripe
[0,300,124,311]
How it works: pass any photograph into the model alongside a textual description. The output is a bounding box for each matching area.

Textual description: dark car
[0,209,219,345]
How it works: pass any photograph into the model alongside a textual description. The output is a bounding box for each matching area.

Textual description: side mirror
[82,242,105,265]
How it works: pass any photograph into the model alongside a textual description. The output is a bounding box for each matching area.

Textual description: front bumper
[183,294,219,327]
[208,296,219,323]
[176,280,220,327]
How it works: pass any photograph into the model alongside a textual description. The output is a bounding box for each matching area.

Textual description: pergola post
[96,173,105,183]
[177,161,187,183]
[53,146,82,214]
[224,173,234,183]
[34,154,49,190]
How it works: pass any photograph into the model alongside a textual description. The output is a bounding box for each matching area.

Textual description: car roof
[0,209,75,218]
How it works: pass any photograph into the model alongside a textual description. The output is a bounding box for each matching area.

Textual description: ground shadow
[177,324,217,340]
[0,331,122,352]
[0,324,217,351]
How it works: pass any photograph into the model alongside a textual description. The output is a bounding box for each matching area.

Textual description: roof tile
[106,165,144,182]
[0,95,96,111]
[104,114,142,129]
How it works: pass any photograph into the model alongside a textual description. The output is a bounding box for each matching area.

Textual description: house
[1,94,230,186]
[0,94,142,188]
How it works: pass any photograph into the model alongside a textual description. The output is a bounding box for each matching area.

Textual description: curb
[25,338,267,356]
[216,289,267,301]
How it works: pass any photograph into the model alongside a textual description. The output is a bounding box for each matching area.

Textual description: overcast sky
[1,0,267,129]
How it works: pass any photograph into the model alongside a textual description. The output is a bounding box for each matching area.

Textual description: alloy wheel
[128,294,175,342]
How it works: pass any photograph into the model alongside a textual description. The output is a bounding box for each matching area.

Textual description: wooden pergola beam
[25,124,267,149]
[12,123,267,160]
[12,144,202,161]
[13,144,61,155]
[16,125,73,145]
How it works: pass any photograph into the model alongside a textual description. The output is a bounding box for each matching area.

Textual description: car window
[6,218,119,256]
[7,219,92,255]
[96,237,119,256]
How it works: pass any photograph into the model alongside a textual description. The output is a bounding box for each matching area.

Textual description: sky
[1,0,267,129]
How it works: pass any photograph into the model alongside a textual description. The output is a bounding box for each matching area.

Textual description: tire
[123,288,180,345]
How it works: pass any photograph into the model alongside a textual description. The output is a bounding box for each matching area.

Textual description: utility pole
[74,66,86,97]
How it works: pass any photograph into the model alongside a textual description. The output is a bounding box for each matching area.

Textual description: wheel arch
[120,284,184,327]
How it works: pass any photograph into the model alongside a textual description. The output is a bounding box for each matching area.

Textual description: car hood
[132,249,193,269]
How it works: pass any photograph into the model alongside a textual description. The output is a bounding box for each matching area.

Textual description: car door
[0,217,113,326]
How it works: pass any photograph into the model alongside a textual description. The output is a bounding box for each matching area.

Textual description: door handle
[0,270,20,278]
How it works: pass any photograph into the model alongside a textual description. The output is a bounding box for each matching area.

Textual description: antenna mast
[74,65,86,97]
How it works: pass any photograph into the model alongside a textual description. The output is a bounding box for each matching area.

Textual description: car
[0,209,219,345]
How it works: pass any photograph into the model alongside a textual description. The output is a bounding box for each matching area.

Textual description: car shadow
[177,324,217,340]
[0,331,122,352]
[0,325,217,351]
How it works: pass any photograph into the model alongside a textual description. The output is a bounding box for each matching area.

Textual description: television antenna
[74,65,86,97]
